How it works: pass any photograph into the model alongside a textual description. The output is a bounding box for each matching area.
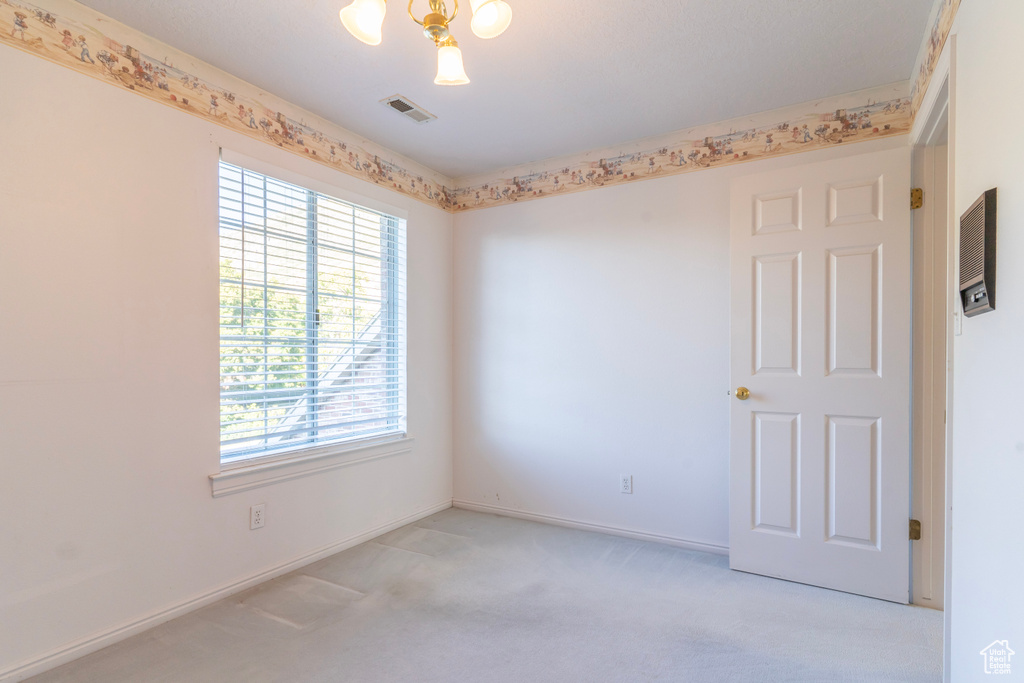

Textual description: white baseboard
[1,499,453,683]
[452,499,729,556]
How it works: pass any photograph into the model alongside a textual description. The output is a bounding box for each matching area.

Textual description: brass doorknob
[735,387,750,400]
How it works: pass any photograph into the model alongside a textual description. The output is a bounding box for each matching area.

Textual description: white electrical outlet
[250,504,266,530]
[620,475,633,494]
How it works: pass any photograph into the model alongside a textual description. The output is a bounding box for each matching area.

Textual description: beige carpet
[32,508,942,682]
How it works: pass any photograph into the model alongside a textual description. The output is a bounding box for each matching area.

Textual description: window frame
[214,150,409,482]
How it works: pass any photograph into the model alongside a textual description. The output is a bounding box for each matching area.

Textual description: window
[218,161,406,464]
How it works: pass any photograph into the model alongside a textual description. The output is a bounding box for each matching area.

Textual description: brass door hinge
[911,188,924,210]
[909,519,922,540]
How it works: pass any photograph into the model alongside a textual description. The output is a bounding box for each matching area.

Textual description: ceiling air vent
[381,95,437,124]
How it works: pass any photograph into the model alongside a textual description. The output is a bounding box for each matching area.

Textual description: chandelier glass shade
[339,0,386,45]
[469,0,512,39]
[434,37,470,85]
[339,0,512,85]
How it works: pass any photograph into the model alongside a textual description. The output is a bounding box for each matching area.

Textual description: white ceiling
[80,0,935,178]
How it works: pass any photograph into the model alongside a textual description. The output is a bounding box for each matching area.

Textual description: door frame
[909,32,955,683]
[910,81,950,610]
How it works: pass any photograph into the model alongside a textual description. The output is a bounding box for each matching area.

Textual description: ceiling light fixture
[339,0,513,86]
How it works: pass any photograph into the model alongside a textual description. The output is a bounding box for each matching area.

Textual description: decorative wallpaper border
[451,82,912,212]
[910,0,961,118]
[1,0,959,215]
[0,0,458,212]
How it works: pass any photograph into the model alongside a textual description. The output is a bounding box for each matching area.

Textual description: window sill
[209,435,413,498]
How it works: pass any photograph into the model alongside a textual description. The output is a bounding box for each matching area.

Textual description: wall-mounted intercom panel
[959,188,997,317]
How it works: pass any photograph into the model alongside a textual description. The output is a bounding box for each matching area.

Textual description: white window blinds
[218,161,406,463]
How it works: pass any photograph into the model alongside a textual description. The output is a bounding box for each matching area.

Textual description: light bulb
[470,0,511,39]
[434,39,470,86]
[340,0,386,46]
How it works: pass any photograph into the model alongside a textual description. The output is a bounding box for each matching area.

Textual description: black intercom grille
[960,201,986,287]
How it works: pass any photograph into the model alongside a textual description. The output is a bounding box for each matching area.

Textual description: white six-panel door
[729,147,912,603]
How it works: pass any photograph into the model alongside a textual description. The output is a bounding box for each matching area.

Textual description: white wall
[452,137,907,551]
[949,2,1024,678]
[0,49,452,678]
